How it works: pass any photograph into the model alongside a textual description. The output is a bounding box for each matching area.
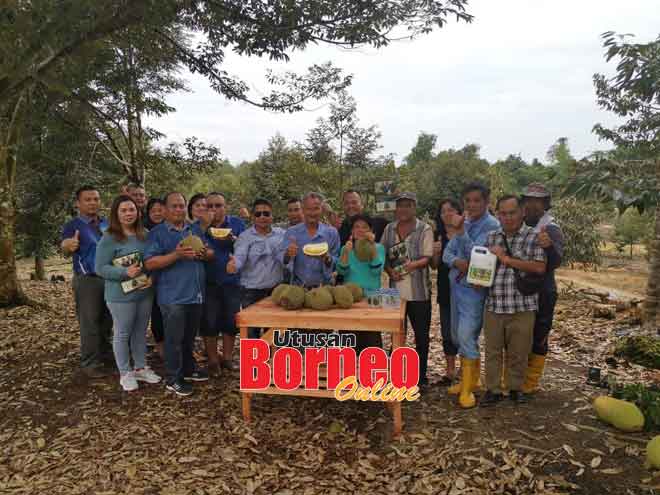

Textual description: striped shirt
[381,219,434,301]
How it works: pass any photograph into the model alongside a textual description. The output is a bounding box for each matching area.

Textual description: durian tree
[568,32,660,330]
[0,0,473,306]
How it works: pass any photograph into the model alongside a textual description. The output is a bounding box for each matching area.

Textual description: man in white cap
[520,183,564,393]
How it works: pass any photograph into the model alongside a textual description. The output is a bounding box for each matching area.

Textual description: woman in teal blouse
[336,214,386,351]
[95,195,161,392]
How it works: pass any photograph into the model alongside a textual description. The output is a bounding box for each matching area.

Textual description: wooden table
[236,298,407,437]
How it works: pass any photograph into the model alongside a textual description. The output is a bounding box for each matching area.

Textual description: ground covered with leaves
[1,279,658,495]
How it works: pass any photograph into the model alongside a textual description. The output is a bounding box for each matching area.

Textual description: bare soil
[1,256,657,494]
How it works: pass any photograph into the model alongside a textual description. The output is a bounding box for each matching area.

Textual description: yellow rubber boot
[458,357,478,409]
[473,358,482,392]
[449,357,482,395]
[448,377,461,395]
[522,354,546,394]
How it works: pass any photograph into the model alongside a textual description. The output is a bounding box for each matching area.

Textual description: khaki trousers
[484,310,535,393]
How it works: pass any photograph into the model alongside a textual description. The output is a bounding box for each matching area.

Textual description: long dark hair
[435,198,463,243]
[188,193,207,221]
[107,195,146,242]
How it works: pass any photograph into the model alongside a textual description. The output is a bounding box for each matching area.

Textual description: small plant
[614,335,660,370]
[611,383,660,432]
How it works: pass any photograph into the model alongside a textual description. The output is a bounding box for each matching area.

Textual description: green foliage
[614,335,660,370]
[569,33,660,213]
[612,383,660,431]
[614,208,653,258]
[399,143,490,214]
[552,198,604,268]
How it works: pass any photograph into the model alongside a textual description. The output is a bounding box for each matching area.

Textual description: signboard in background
[374,180,399,214]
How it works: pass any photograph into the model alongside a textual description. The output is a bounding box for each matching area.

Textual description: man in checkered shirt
[480,194,547,407]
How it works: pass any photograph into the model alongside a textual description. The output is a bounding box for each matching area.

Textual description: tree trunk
[644,159,660,332]
[34,256,46,281]
[0,95,26,307]
[0,144,25,307]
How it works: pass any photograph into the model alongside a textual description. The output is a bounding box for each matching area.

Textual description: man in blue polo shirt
[61,186,113,378]
[203,192,245,375]
[227,198,285,338]
[279,192,340,288]
[144,192,215,396]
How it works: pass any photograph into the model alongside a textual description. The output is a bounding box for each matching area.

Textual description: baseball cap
[522,183,550,198]
[395,192,417,203]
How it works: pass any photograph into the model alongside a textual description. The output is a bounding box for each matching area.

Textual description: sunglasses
[207,203,225,208]
[254,211,271,218]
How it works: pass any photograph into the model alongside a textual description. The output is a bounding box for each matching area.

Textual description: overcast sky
[150,0,660,166]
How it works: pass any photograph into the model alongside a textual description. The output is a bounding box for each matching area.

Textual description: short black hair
[350,214,373,230]
[342,189,362,200]
[252,198,272,211]
[146,197,165,214]
[207,191,226,200]
[287,197,301,206]
[462,181,490,200]
[164,191,186,205]
[496,194,521,210]
[75,185,98,200]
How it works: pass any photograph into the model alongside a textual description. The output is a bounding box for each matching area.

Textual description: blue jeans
[450,282,486,360]
[107,296,154,374]
[160,303,203,384]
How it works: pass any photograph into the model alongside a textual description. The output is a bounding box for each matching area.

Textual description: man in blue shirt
[227,198,285,337]
[278,192,340,288]
[61,186,113,378]
[442,181,500,408]
[144,192,215,396]
[203,192,246,375]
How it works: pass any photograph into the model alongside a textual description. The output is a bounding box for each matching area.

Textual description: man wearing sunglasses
[204,192,246,375]
[227,199,285,337]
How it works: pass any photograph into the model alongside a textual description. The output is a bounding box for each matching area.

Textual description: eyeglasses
[207,203,225,209]
[254,211,271,218]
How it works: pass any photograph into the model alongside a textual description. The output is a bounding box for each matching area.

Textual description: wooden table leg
[390,302,406,437]
[240,326,252,423]
[392,403,402,438]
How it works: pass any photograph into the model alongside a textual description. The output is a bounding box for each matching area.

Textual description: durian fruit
[209,227,232,239]
[646,436,660,469]
[305,287,334,310]
[280,286,305,310]
[179,234,205,252]
[331,286,354,309]
[271,284,290,305]
[344,282,364,302]
[354,239,375,262]
[303,242,329,257]
[593,396,645,432]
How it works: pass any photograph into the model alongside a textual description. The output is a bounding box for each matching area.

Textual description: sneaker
[120,372,139,392]
[80,366,110,379]
[208,364,222,378]
[166,380,193,396]
[480,390,503,407]
[221,360,236,371]
[184,369,209,382]
[134,367,161,384]
[510,390,530,404]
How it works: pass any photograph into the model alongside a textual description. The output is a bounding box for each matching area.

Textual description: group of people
[61,180,563,408]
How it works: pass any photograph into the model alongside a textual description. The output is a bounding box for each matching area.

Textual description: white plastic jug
[466,246,497,287]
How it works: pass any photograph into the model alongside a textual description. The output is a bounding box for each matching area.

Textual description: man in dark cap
[520,183,564,393]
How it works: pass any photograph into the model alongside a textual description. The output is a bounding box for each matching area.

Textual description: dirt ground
[1,257,658,494]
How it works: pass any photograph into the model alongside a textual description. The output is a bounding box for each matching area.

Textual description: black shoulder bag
[501,234,545,296]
